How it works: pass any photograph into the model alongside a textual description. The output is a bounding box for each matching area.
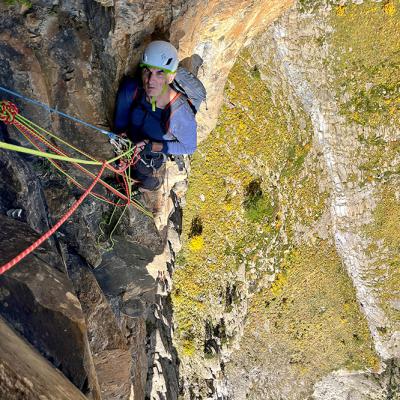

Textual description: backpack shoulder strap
[162,92,193,133]
[132,86,138,102]
[129,82,147,120]
[131,82,144,106]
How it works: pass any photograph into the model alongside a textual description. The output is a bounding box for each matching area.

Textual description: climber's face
[142,66,171,98]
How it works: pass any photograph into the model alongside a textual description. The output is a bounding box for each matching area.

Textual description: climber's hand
[135,140,149,152]
[150,141,163,152]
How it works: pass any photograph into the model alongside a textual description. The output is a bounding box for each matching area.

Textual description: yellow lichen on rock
[188,235,204,252]
[364,182,400,324]
[172,31,376,388]
[172,8,386,392]
[173,48,314,357]
[336,5,346,16]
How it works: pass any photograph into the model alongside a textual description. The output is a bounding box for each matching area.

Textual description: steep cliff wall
[0,0,294,399]
[175,0,400,398]
[0,0,399,399]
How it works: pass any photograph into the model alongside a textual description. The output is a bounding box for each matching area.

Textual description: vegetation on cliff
[329,0,400,332]
[329,0,400,127]
[364,183,400,327]
[172,0,400,396]
[229,240,379,397]
[173,38,378,391]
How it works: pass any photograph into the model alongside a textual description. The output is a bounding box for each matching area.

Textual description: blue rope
[0,85,119,140]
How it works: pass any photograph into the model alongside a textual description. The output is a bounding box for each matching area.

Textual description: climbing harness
[0,92,153,274]
[139,147,167,173]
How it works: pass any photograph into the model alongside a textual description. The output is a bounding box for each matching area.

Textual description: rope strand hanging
[0,98,153,274]
[0,162,107,275]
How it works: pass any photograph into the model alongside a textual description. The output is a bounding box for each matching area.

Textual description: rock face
[66,255,134,399]
[174,0,400,398]
[265,0,400,363]
[170,0,295,140]
[0,215,101,398]
[0,317,88,400]
[0,0,399,399]
[0,0,294,146]
[0,0,296,398]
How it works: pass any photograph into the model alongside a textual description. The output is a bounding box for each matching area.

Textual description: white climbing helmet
[140,40,179,74]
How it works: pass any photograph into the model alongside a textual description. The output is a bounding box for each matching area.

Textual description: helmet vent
[165,57,173,66]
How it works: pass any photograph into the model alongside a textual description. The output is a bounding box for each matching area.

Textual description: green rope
[0,141,105,165]
[19,128,123,206]
[17,114,100,161]
[0,139,134,166]
[97,201,128,251]
[12,124,153,216]
[3,109,154,218]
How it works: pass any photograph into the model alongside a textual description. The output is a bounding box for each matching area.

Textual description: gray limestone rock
[312,360,400,400]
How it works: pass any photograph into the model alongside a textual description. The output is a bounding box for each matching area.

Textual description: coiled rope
[0,98,152,274]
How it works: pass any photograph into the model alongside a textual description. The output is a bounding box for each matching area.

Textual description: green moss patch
[298,0,338,13]
[2,0,32,7]
[243,179,276,223]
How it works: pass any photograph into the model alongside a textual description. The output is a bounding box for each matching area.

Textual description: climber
[114,40,197,192]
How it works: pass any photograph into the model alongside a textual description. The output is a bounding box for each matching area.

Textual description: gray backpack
[171,67,207,114]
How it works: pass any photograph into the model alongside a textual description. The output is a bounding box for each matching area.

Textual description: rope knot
[0,101,19,124]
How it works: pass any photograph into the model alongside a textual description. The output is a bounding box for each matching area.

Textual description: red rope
[16,123,132,206]
[0,101,148,273]
[0,100,18,124]
[3,101,144,207]
[14,120,136,203]
[0,161,107,275]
